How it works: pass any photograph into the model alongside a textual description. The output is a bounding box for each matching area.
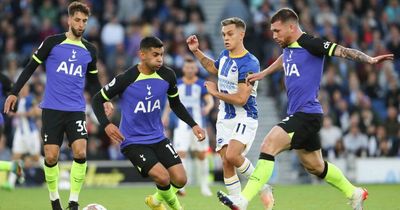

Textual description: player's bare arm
[187,35,218,75]
[161,101,171,127]
[247,55,283,83]
[202,94,214,115]
[334,45,394,64]
[205,81,252,106]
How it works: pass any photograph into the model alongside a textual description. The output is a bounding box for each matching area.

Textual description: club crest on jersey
[231,65,238,72]
[147,84,152,95]
[68,49,78,62]
[286,50,293,62]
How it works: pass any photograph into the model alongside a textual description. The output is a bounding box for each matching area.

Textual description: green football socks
[69,159,87,202]
[242,153,275,202]
[156,184,182,210]
[44,161,60,201]
[0,161,12,171]
[322,161,356,198]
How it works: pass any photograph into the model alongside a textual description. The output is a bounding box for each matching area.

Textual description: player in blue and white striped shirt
[187,17,274,207]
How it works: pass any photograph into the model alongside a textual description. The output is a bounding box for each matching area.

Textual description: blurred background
[0,0,399,188]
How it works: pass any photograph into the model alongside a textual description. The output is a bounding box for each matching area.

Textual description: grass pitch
[0,184,398,210]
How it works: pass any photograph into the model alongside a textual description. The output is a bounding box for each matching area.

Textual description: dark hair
[271,8,299,24]
[68,1,91,16]
[140,36,164,50]
[221,17,246,31]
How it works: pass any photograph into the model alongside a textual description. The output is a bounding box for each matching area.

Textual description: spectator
[320,116,342,159]
[386,24,400,75]
[101,15,124,58]
[38,0,58,26]
[384,106,400,138]
[117,0,143,24]
[343,124,369,157]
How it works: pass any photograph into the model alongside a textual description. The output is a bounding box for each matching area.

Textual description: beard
[71,27,84,37]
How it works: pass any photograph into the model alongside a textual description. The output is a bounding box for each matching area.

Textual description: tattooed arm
[334,45,394,64]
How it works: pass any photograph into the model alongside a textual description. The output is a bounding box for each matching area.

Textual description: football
[82,203,107,210]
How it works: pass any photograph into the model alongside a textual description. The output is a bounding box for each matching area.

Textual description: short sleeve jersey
[33,33,98,112]
[214,50,260,119]
[282,33,337,115]
[176,78,207,128]
[99,65,179,148]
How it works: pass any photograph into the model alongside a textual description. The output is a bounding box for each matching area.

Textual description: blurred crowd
[0,0,399,165]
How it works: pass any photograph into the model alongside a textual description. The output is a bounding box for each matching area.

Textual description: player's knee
[153,171,171,186]
[221,155,230,169]
[225,152,240,165]
[172,173,187,187]
[260,138,273,152]
[45,155,58,165]
[72,150,86,159]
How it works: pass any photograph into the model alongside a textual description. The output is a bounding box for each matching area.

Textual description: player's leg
[4,153,23,190]
[218,123,291,210]
[7,130,42,189]
[149,163,182,210]
[226,118,258,180]
[65,111,89,210]
[173,127,191,196]
[42,109,65,210]
[216,119,242,196]
[68,139,87,209]
[297,149,367,210]
[193,150,212,196]
[4,131,25,190]
[191,130,212,196]
[157,138,186,210]
[44,144,62,210]
[241,125,291,202]
[122,143,177,210]
[123,144,168,210]
[297,149,355,195]
[219,146,241,196]
[0,160,12,171]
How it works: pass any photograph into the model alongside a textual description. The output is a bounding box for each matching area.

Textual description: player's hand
[186,35,199,53]
[204,81,218,96]
[105,123,124,143]
[246,71,267,84]
[103,102,114,117]
[370,54,394,64]
[192,125,206,141]
[4,95,17,114]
